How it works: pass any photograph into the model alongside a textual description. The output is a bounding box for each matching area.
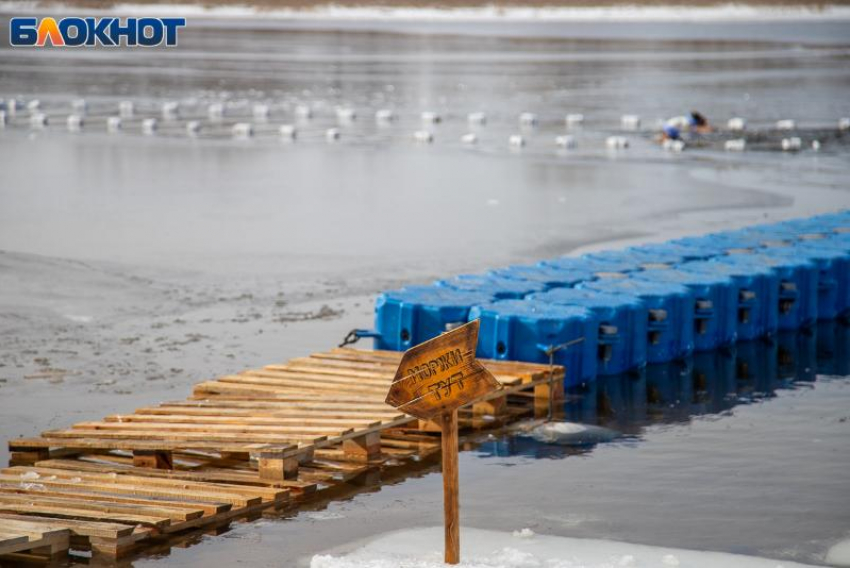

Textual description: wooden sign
[385,319,500,564]
[385,319,501,421]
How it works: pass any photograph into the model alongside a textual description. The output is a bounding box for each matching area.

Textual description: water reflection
[480,322,847,459]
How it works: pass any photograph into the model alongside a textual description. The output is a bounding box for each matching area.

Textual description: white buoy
[725,138,746,151]
[208,102,225,120]
[72,98,87,113]
[781,137,802,151]
[6,99,18,116]
[519,112,538,127]
[29,113,48,128]
[66,114,84,131]
[161,101,179,119]
[467,112,487,125]
[232,122,254,139]
[565,113,584,127]
[295,105,312,119]
[375,109,395,123]
[461,133,478,145]
[812,140,821,151]
[0,110,6,127]
[186,121,202,136]
[119,100,134,118]
[26,99,41,113]
[107,116,122,132]
[776,119,795,130]
[555,135,576,149]
[141,118,158,134]
[606,136,629,149]
[326,127,341,142]
[727,117,746,131]
[621,115,641,130]
[279,124,297,140]
[421,111,441,124]
[413,130,433,143]
[253,103,270,120]
[509,134,525,147]
[336,107,356,122]
[839,117,850,131]
[662,139,685,152]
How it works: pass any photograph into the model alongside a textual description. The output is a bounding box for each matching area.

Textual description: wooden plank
[0,485,229,516]
[0,502,171,529]
[0,492,204,522]
[0,513,135,539]
[9,438,299,454]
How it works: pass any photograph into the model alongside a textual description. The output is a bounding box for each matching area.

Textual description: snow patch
[826,539,850,567]
[310,527,816,568]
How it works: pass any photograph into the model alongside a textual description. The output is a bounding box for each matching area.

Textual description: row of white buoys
[375,109,395,123]
[161,101,179,120]
[141,118,158,135]
[519,112,538,127]
[606,135,630,149]
[279,124,297,140]
[727,117,746,131]
[29,113,48,128]
[468,112,487,125]
[662,138,685,152]
[232,122,253,139]
[66,114,84,131]
[725,139,747,151]
[565,113,584,127]
[555,135,576,149]
[413,130,434,143]
[509,134,525,148]
[335,107,356,122]
[421,111,441,124]
[781,137,802,151]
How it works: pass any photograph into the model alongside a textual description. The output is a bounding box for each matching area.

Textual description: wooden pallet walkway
[4,348,563,559]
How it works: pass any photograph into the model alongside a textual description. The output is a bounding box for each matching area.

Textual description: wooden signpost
[385,319,501,564]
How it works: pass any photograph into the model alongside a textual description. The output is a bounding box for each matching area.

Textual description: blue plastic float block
[764,243,850,320]
[468,300,599,386]
[435,273,547,300]
[542,255,642,278]
[679,260,779,340]
[490,264,596,289]
[583,249,674,270]
[627,242,720,263]
[580,278,696,364]
[669,235,737,258]
[374,286,495,351]
[721,252,818,330]
[529,287,648,376]
[633,268,737,351]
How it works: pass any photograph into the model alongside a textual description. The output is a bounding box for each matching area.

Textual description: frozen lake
[0,13,849,567]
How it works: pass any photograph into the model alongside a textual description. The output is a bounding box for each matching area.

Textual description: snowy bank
[311,527,817,568]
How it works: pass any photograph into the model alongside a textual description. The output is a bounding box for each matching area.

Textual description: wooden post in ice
[441,408,460,563]
[385,320,500,565]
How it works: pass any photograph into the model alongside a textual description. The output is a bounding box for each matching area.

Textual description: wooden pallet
[0,517,70,562]
[5,348,563,558]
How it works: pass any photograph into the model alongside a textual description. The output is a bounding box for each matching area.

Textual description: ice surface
[826,539,850,567]
[311,527,815,568]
